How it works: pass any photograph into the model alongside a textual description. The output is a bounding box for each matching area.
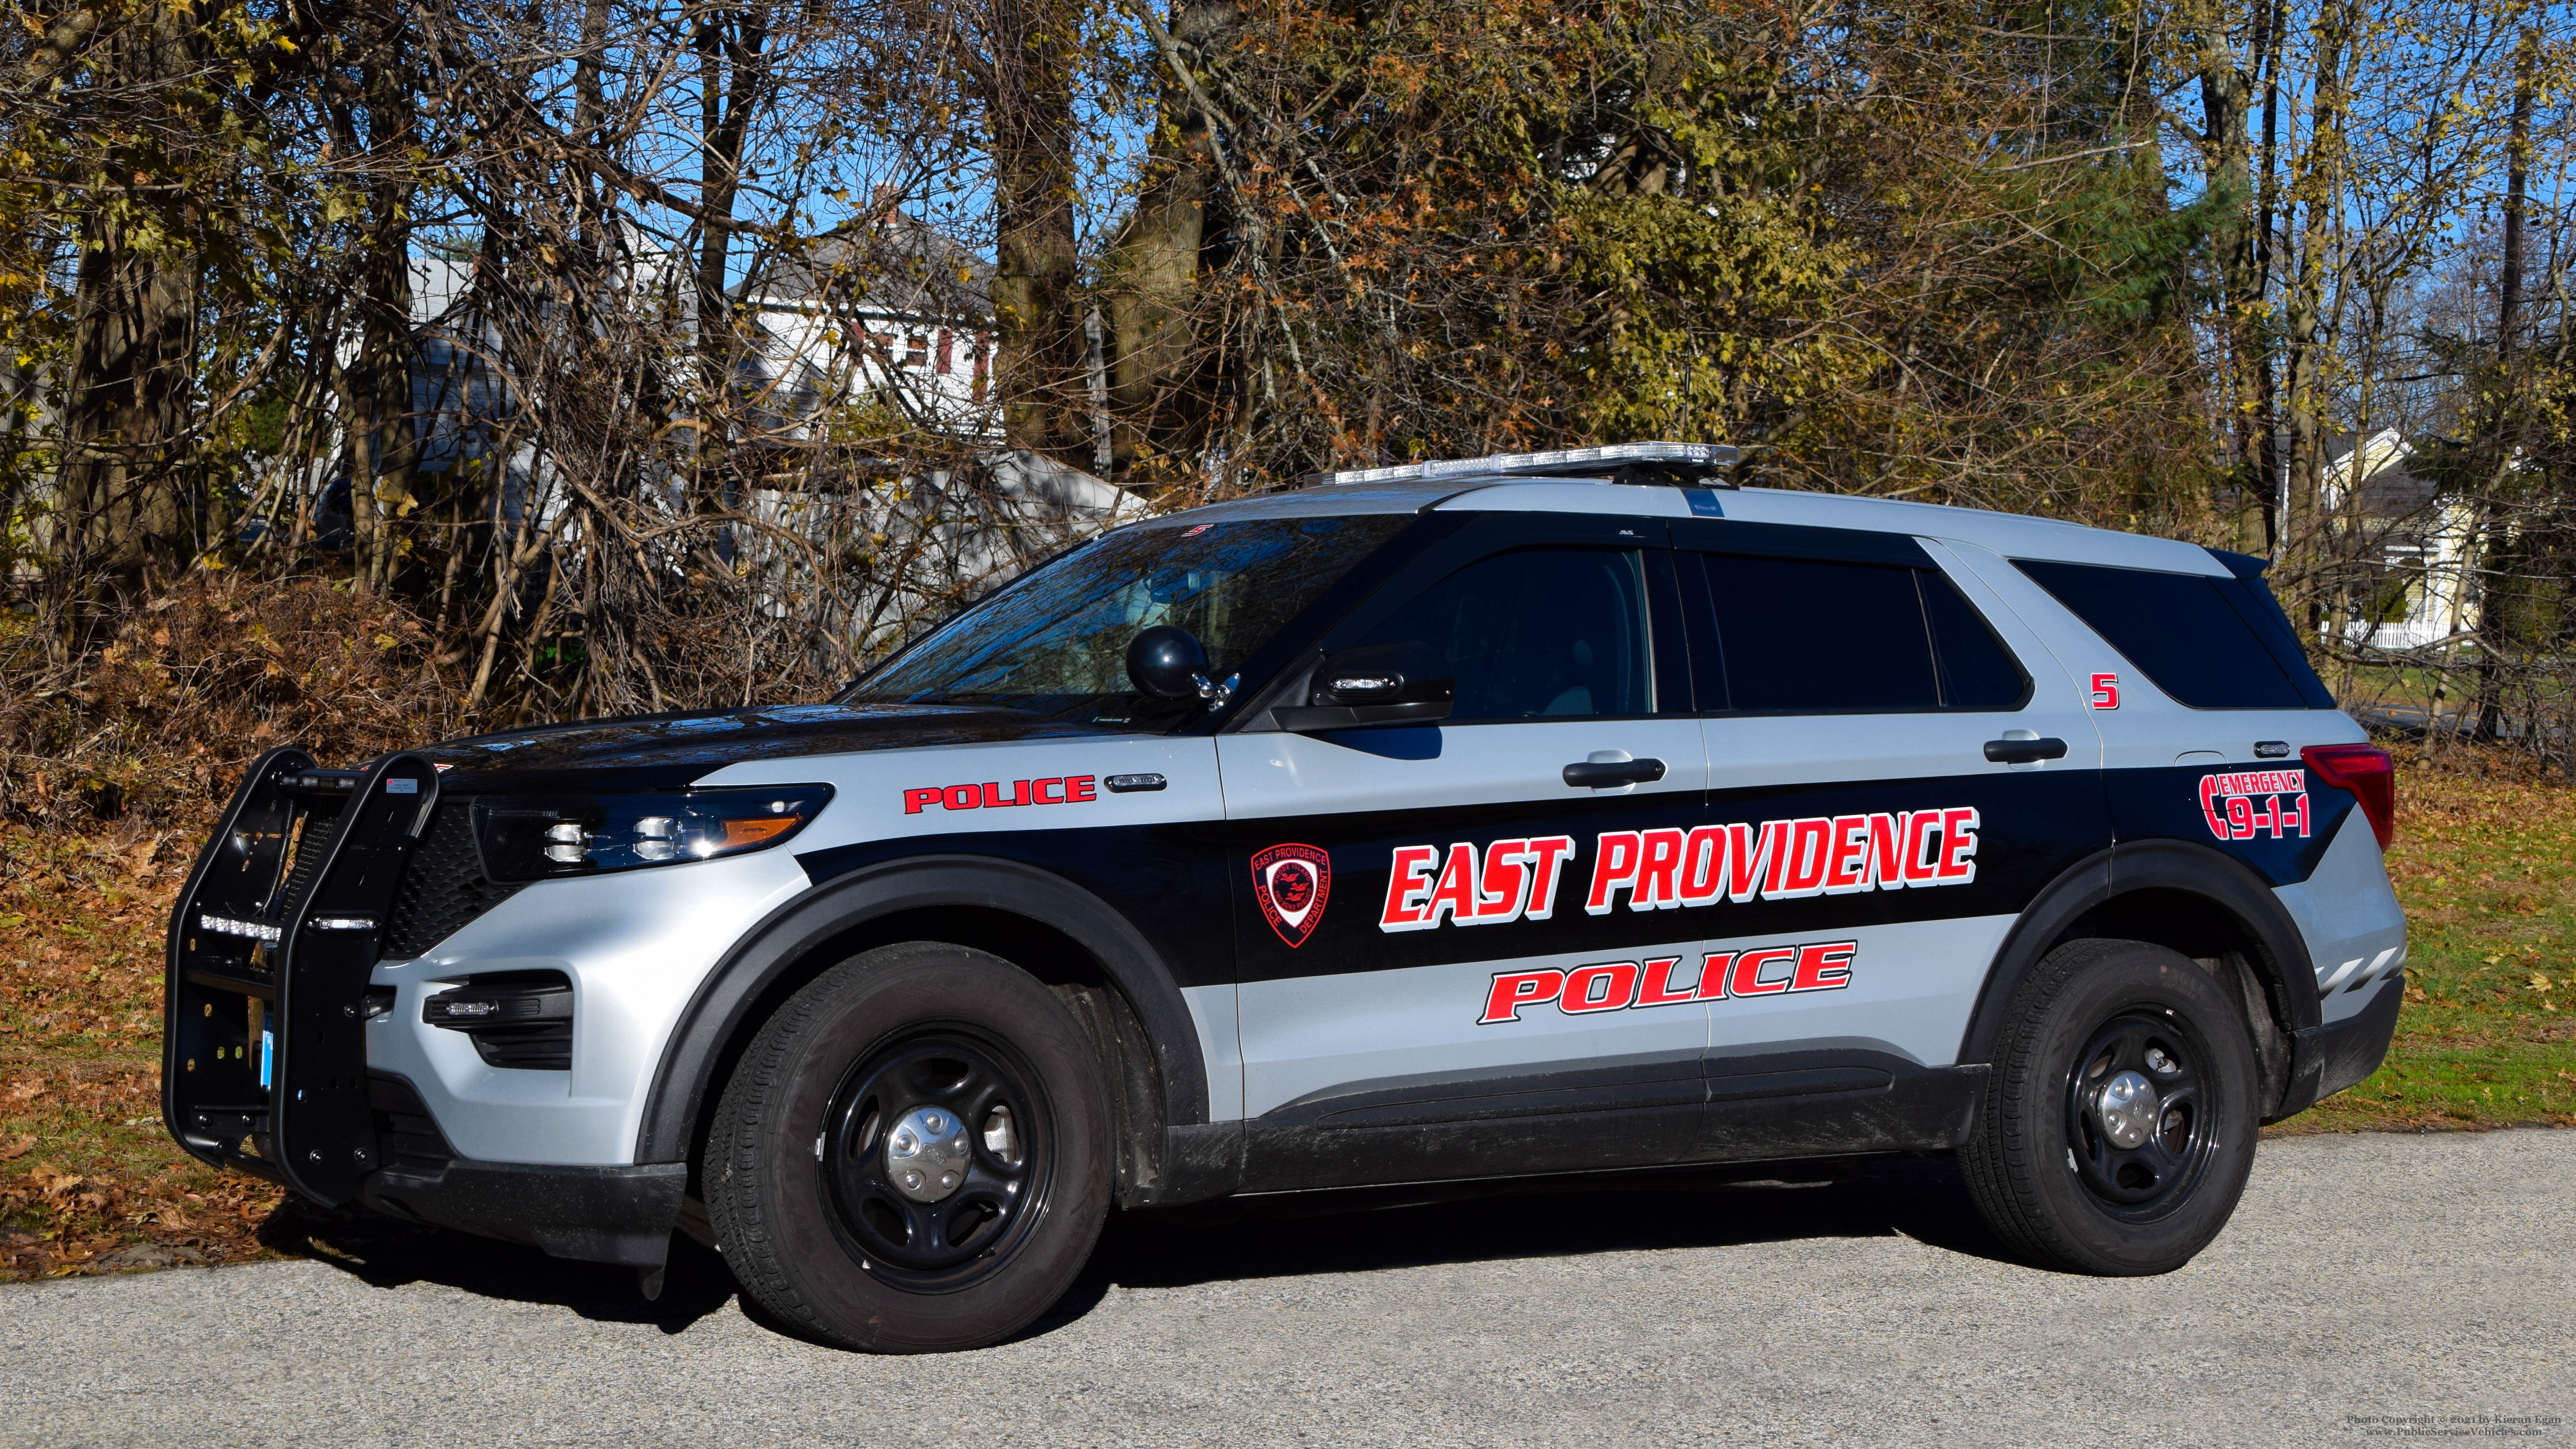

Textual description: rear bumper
[2271,971,2404,1120]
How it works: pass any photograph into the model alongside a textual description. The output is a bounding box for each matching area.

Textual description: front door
[1217,514,1712,1188]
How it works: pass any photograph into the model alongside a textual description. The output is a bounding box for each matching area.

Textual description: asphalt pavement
[3,1128,2570,1448]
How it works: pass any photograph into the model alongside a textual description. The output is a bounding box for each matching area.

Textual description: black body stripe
[799,766,2115,990]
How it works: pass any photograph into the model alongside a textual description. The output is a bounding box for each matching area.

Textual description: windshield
[842,514,1410,725]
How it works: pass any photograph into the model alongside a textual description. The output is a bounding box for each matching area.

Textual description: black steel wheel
[2063,1011,2216,1215]
[819,1028,1051,1290]
[705,942,1110,1352]
[1962,937,2259,1275]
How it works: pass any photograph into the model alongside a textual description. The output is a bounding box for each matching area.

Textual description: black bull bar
[161,747,439,1205]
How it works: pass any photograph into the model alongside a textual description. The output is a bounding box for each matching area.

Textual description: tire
[704,942,1111,1352]
[1961,937,2259,1275]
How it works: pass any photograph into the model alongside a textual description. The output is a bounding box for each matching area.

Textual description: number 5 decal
[2090,673,2121,710]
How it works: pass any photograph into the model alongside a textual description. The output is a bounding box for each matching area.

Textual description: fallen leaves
[28,1162,83,1199]
[1,826,287,1279]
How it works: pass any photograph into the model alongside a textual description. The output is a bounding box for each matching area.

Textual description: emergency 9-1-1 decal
[1478,940,1858,1024]
[1380,808,1981,934]
[2199,769,2311,841]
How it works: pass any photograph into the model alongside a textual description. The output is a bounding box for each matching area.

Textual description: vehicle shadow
[264,1154,2018,1344]
[1020,1153,2018,1340]
[260,1205,742,1336]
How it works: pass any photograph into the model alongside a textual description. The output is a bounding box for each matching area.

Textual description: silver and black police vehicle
[164,442,2406,1352]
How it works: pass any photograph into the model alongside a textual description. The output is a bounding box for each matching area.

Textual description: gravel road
[4,1129,2570,1448]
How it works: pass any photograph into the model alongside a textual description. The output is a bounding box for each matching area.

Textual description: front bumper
[164,748,796,1264]
[359,1158,685,1267]
[350,1072,688,1266]
[364,845,809,1167]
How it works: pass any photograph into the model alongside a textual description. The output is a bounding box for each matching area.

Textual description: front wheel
[704,942,1111,1351]
[1961,938,2259,1275]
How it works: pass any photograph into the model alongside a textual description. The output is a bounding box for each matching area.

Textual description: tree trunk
[56,2,201,600]
[2471,24,2538,743]
[693,6,770,502]
[983,0,1088,464]
[2278,0,2353,597]
[2188,0,2264,527]
[2250,0,2287,552]
[1100,2,1236,478]
[339,5,422,596]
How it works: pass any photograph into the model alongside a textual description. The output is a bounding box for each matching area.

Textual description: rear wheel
[704,942,1110,1351]
[1962,938,2259,1275]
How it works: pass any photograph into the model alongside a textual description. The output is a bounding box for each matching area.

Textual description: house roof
[734,209,992,322]
[2325,428,2443,519]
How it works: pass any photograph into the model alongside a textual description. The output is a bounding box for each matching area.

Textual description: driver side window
[1356,548,1652,721]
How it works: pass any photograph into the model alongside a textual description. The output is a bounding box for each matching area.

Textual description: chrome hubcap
[885,1106,971,1202]
[2093,1070,2160,1149]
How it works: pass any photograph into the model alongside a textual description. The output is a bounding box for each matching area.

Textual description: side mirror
[1127,625,1216,702]
[1275,641,1454,732]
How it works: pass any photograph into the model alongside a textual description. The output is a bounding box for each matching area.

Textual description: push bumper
[2271,971,2404,1120]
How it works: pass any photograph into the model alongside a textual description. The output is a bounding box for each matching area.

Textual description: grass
[2,759,2570,1278]
[2272,766,2576,1133]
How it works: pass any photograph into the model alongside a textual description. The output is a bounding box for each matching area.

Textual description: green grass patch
[2273,763,2576,1133]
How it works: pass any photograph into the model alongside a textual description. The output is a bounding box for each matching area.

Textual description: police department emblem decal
[1251,843,1332,948]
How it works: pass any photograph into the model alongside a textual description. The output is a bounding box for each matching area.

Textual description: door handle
[1983,736,2070,764]
[1563,757,1668,788]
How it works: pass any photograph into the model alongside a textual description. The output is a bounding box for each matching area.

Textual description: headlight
[472,785,833,882]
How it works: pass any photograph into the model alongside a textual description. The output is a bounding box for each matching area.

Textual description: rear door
[1670,519,2106,1108]
[1217,512,1712,1187]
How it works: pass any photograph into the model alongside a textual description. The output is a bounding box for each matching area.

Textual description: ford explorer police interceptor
[163,442,2406,1352]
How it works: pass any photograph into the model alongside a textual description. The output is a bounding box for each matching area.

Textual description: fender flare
[633,855,1210,1166]
[1958,836,2323,1068]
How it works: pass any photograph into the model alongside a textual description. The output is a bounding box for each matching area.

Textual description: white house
[2322,428,2479,654]
[729,209,1002,443]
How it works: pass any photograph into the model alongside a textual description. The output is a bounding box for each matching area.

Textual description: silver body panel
[2276,811,2410,1024]
[367,847,813,1165]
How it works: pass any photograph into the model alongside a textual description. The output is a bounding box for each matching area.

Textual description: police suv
[164,442,2406,1352]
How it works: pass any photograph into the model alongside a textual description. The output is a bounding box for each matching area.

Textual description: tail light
[2300,744,2395,847]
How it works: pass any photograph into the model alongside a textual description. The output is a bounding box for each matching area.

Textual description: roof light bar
[1301,441,1740,488]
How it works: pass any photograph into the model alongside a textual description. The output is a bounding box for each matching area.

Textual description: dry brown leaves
[2,821,286,1278]
[2,573,478,831]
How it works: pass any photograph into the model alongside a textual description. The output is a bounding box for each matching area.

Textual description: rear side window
[1357,548,1653,720]
[1691,554,2030,713]
[2012,558,2331,710]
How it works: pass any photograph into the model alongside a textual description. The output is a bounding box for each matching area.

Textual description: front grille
[381,801,524,958]
[369,1074,455,1176]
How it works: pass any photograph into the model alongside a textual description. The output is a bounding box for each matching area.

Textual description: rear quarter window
[2012,557,2335,710]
